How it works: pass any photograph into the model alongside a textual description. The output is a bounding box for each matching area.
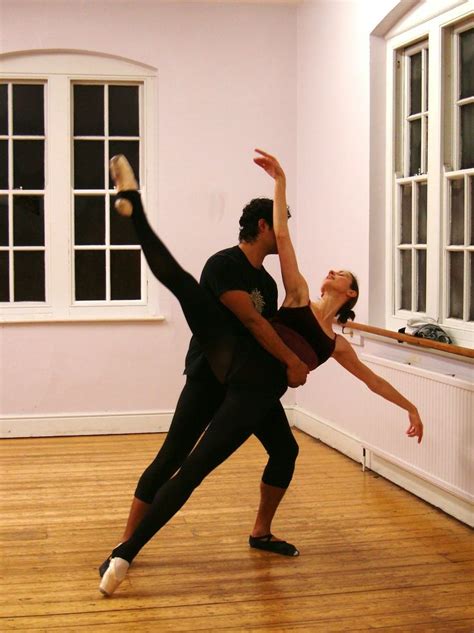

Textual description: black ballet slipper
[249,534,299,557]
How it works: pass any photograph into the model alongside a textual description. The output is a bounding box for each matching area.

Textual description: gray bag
[398,318,453,344]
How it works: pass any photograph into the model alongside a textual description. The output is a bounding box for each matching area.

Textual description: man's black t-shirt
[184,245,278,377]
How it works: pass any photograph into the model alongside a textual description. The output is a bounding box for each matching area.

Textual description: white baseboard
[293,406,364,464]
[0,411,174,438]
[1,405,296,439]
[292,406,473,528]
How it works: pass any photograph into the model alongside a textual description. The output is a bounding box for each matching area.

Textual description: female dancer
[99,151,423,596]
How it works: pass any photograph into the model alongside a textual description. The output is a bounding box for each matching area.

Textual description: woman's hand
[254,149,285,181]
[407,409,424,443]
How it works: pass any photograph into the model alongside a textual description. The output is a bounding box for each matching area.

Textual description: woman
[99,152,423,596]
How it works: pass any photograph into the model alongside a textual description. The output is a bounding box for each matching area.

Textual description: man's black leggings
[113,191,292,563]
[135,372,299,504]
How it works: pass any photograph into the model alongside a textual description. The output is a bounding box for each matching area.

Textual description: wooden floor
[1,430,473,632]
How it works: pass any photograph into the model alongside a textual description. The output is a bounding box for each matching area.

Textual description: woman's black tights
[120,191,236,384]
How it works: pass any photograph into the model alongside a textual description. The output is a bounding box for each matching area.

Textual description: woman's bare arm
[333,336,424,443]
[254,149,309,305]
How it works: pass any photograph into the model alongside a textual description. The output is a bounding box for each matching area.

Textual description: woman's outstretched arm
[254,149,309,306]
[333,336,424,443]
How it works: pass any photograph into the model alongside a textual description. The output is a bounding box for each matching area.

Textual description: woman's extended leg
[98,373,226,577]
[99,385,280,595]
[110,156,235,382]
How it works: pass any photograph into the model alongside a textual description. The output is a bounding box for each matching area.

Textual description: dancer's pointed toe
[110,155,138,217]
[99,557,130,596]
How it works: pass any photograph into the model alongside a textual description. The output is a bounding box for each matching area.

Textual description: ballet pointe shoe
[110,155,138,217]
[99,557,130,596]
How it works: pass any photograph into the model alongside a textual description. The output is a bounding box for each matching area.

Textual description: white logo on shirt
[250,288,265,314]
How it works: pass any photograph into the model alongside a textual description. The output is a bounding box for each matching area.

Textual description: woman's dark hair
[336,273,359,324]
[238,197,291,242]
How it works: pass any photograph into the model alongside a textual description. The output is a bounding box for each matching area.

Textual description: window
[0,83,46,304]
[395,41,429,315]
[386,5,474,347]
[0,52,158,321]
[444,23,474,328]
[72,83,142,303]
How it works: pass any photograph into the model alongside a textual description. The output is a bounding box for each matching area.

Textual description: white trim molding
[1,411,173,438]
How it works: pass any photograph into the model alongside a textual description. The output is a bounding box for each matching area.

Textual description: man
[100,197,308,576]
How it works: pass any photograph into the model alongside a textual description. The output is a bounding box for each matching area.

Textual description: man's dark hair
[238,197,291,243]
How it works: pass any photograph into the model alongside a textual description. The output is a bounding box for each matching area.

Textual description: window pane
[108,141,139,189]
[110,195,139,245]
[400,249,412,310]
[73,85,104,137]
[409,119,421,176]
[74,195,105,245]
[0,251,9,301]
[417,182,427,244]
[460,28,474,100]
[13,140,44,190]
[448,251,464,319]
[13,196,44,246]
[0,84,7,135]
[74,141,104,190]
[111,250,141,300]
[417,249,426,313]
[461,103,474,170]
[75,250,105,300]
[470,178,474,246]
[0,195,8,246]
[449,179,464,245]
[410,52,422,115]
[470,253,474,321]
[400,184,412,244]
[425,49,429,109]
[0,140,9,190]
[423,115,428,174]
[14,251,45,302]
[13,84,44,136]
[109,86,139,137]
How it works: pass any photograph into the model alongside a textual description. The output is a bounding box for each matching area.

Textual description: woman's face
[321,270,356,298]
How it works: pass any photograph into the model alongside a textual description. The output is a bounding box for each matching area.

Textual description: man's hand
[286,358,309,387]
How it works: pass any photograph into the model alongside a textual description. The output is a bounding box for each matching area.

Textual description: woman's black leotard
[271,305,336,371]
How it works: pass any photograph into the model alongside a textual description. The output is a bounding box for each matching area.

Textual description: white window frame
[443,20,474,331]
[385,3,474,348]
[0,51,160,322]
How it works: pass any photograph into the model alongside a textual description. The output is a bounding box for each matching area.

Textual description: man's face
[258,220,277,255]
[267,227,278,254]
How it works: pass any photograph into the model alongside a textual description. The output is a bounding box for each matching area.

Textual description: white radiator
[360,354,473,504]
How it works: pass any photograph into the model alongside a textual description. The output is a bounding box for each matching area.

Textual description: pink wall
[0,1,297,417]
[295,0,399,415]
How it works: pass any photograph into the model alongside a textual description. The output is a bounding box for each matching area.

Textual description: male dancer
[100,197,309,575]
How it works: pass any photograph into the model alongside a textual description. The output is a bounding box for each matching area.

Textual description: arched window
[383,2,473,346]
[0,50,159,321]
